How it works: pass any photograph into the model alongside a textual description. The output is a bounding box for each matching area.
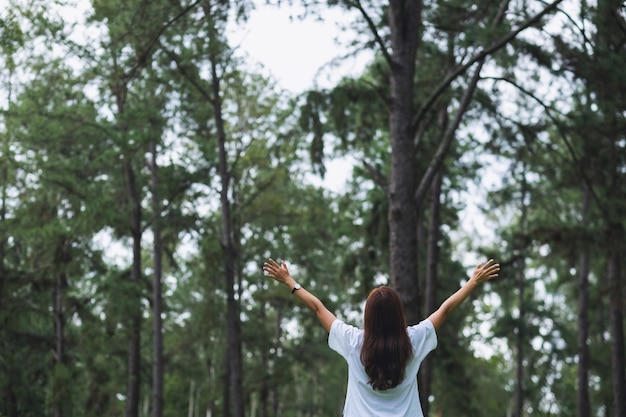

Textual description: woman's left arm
[263,258,336,332]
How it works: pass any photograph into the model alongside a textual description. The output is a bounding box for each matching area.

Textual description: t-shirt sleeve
[328,320,361,359]
[408,319,438,361]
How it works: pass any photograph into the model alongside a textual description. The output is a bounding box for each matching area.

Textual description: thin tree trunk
[514,170,527,417]
[207,19,244,417]
[150,140,164,417]
[53,269,65,417]
[188,380,195,417]
[1,68,17,417]
[608,240,626,417]
[419,165,443,416]
[0,64,11,326]
[222,349,230,417]
[115,77,142,417]
[418,106,448,413]
[597,296,612,417]
[577,183,591,417]
[259,295,269,417]
[123,155,142,417]
[387,0,421,325]
[272,307,282,417]
[0,132,6,309]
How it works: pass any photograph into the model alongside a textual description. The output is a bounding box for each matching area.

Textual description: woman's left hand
[263,258,294,286]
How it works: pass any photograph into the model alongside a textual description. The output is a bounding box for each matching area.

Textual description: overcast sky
[229,2,369,93]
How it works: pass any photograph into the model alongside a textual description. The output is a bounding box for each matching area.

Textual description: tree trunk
[0,125,6,306]
[150,140,164,417]
[53,269,66,417]
[114,78,142,417]
[188,380,195,417]
[123,155,142,417]
[608,237,626,417]
[419,107,447,414]
[208,28,244,417]
[222,349,230,417]
[387,0,421,325]
[514,170,527,417]
[272,307,282,417]
[418,164,443,416]
[259,295,269,417]
[577,183,591,417]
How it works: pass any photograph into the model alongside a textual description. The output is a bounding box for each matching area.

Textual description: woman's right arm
[427,259,500,331]
[263,258,336,332]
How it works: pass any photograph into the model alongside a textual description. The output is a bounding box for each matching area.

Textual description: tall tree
[577,182,591,417]
[360,0,565,322]
[552,1,626,413]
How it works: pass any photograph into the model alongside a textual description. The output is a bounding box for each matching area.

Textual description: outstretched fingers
[263,258,289,283]
[474,259,500,283]
[483,259,500,280]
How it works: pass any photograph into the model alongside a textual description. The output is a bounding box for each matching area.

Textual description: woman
[262,258,500,417]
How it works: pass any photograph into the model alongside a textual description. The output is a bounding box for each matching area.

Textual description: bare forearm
[439,280,478,317]
[295,287,326,315]
[427,260,500,331]
[262,258,337,332]
[284,277,320,311]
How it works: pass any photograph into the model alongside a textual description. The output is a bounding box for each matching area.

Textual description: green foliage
[0,9,24,68]
[1,0,625,416]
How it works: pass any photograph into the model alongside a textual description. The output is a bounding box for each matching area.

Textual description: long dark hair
[360,286,413,391]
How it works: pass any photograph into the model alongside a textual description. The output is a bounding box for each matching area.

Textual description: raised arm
[427,259,500,331]
[263,258,336,332]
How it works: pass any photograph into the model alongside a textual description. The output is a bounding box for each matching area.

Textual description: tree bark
[53,269,66,417]
[208,23,244,417]
[222,349,230,417]
[387,0,421,324]
[514,170,527,417]
[259,294,270,417]
[272,307,282,417]
[577,183,591,417]
[418,164,443,416]
[123,154,142,417]
[113,75,142,417]
[608,236,626,417]
[150,140,164,417]
[187,380,195,417]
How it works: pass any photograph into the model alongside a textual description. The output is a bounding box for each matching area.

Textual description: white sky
[228,2,368,192]
[29,0,496,263]
[229,2,369,94]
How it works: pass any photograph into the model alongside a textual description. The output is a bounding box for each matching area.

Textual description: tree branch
[162,48,214,103]
[125,0,204,82]
[481,75,612,224]
[361,158,388,192]
[413,0,511,207]
[413,59,485,207]
[411,0,566,132]
[345,0,393,68]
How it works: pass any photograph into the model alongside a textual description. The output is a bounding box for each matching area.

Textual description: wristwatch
[291,283,301,294]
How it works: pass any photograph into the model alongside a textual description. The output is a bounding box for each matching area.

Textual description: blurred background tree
[0,0,623,416]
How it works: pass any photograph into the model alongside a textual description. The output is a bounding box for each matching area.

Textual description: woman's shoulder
[329,319,364,358]
[406,319,436,336]
[332,319,363,335]
[330,320,363,344]
[407,319,438,352]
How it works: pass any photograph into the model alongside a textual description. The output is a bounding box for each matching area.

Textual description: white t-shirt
[328,319,438,417]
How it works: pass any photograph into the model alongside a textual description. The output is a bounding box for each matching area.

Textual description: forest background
[0,0,624,417]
